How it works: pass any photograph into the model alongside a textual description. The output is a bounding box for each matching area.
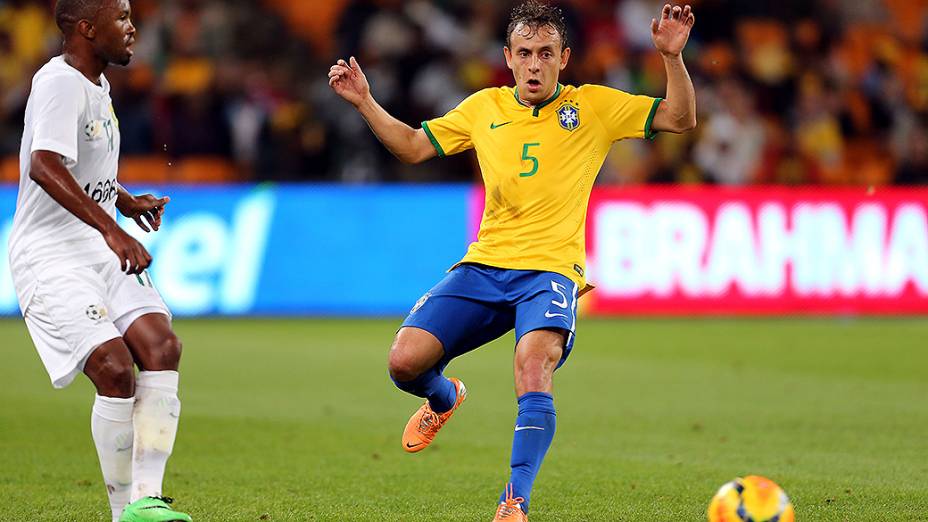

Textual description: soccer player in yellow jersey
[329,1,696,519]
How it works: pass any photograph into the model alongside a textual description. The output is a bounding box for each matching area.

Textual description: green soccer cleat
[119,496,192,522]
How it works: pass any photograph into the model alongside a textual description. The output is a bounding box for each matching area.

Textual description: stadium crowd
[1,0,926,185]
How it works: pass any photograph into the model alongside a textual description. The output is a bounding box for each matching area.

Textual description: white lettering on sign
[652,202,707,297]
[886,204,928,295]
[121,187,275,315]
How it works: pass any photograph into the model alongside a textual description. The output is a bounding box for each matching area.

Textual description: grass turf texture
[1,318,926,521]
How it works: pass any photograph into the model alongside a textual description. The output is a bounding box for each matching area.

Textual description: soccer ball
[707,475,795,522]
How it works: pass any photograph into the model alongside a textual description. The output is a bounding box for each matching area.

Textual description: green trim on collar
[644,98,663,140]
[532,83,562,117]
[513,83,563,116]
[421,121,445,157]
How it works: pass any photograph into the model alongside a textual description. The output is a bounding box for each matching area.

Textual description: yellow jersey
[422,83,661,289]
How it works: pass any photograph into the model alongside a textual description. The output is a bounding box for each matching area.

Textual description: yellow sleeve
[583,84,662,142]
[420,90,486,157]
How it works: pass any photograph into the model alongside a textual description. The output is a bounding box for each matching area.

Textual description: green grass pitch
[2,318,927,521]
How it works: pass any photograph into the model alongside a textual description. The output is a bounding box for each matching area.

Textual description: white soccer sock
[131,370,181,502]
[91,395,135,522]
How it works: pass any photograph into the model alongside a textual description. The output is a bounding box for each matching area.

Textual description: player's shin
[499,392,557,513]
[391,367,457,413]
[130,371,181,501]
[91,395,135,522]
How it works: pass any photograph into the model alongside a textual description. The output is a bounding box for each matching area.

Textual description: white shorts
[21,258,171,389]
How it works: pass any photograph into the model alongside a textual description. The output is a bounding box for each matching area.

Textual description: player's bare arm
[116,184,168,233]
[328,56,436,164]
[650,4,697,133]
[29,149,151,274]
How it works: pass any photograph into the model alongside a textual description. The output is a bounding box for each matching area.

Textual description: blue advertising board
[0,184,471,316]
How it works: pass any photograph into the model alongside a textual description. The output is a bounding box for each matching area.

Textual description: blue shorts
[401,263,579,371]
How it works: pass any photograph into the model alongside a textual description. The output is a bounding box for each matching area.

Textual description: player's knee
[146,333,182,371]
[516,346,561,372]
[515,359,552,391]
[388,328,443,382]
[515,350,561,393]
[91,352,136,397]
[388,348,422,382]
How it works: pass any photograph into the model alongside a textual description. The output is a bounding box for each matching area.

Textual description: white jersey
[8,56,121,313]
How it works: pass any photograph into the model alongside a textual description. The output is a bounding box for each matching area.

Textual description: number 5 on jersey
[520,142,540,177]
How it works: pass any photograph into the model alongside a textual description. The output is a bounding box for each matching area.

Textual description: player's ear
[503,46,514,69]
[77,19,96,39]
[559,47,571,71]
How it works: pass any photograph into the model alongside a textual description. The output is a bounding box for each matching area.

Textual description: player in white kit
[8,1,191,520]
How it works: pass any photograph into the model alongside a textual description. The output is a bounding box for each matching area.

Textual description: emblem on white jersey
[84,119,115,151]
[85,304,109,324]
[84,120,104,140]
[556,102,580,131]
[410,292,431,314]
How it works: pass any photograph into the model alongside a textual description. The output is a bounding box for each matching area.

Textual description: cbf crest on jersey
[556,102,580,131]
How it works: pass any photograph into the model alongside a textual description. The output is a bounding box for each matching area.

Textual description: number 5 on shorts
[550,281,568,309]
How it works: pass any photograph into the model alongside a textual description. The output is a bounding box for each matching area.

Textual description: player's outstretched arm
[650,4,697,134]
[116,184,169,233]
[29,150,152,274]
[328,56,436,164]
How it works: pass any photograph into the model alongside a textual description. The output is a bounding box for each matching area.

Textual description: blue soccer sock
[391,367,457,413]
[499,392,556,513]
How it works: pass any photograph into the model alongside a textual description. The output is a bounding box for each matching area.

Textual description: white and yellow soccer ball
[708,475,795,522]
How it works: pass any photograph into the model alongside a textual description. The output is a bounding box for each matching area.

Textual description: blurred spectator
[694,78,766,185]
[793,72,844,183]
[895,115,928,184]
[0,0,927,185]
[0,0,58,154]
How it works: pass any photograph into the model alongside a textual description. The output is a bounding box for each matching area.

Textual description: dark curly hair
[505,1,568,51]
[54,0,102,33]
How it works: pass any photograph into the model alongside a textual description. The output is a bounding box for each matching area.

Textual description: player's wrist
[355,93,376,112]
[98,218,122,237]
[115,189,134,210]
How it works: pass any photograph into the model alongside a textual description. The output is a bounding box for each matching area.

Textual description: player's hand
[117,193,169,232]
[651,4,695,57]
[328,56,370,107]
[102,224,152,275]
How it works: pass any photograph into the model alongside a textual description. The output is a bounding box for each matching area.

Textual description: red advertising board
[584,186,928,315]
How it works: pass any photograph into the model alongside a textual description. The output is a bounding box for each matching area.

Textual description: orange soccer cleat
[493,484,528,521]
[401,377,467,453]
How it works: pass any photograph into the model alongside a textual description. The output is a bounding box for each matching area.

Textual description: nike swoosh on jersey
[544,311,568,318]
[515,426,545,432]
[490,121,513,129]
